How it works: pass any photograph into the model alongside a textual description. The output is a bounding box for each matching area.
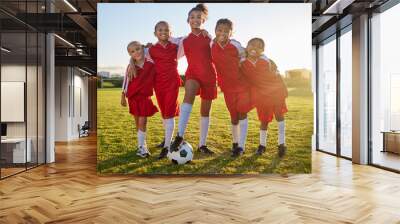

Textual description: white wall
[54,67,89,141]
[55,66,70,141]
[1,64,46,164]
[1,65,33,139]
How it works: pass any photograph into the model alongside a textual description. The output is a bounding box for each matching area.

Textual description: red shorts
[128,95,158,117]
[255,96,288,123]
[155,87,180,118]
[223,90,253,121]
[186,77,217,100]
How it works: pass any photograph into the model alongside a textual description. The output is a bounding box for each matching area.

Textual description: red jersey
[240,57,288,99]
[122,58,156,99]
[148,41,182,90]
[182,32,217,85]
[211,39,248,93]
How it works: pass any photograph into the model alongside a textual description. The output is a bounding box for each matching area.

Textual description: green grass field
[97,87,313,174]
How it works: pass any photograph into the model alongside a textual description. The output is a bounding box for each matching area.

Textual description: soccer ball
[167,141,193,164]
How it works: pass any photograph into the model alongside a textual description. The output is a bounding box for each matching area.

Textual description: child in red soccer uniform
[210,19,252,157]
[170,4,217,154]
[121,41,158,158]
[146,21,183,159]
[240,38,288,157]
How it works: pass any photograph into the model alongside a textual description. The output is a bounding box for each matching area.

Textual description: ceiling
[0,0,394,74]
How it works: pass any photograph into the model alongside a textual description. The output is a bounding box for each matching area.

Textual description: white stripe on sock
[278,121,285,145]
[164,118,175,148]
[177,103,193,137]
[138,130,146,147]
[238,118,248,150]
[231,124,239,144]
[260,129,267,147]
[199,116,210,147]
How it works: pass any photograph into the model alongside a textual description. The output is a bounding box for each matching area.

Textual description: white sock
[162,119,166,142]
[164,118,175,148]
[138,130,146,147]
[199,116,210,146]
[239,118,248,150]
[260,129,267,147]
[178,103,193,137]
[278,121,285,145]
[231,124,239,144]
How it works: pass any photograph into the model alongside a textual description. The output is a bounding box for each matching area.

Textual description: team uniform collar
[191,31,202,37]
[247,57,259,66]
[217,39,231,49]
[156,41,170,48]
[135,59,147,69]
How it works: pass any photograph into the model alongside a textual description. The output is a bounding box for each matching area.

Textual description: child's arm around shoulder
[259,56,279,75]
[230,39,246,61]
[169,36,186,59]
[268,59,279,75]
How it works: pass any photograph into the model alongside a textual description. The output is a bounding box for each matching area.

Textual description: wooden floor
[1,136,400,224]
[373,151,400,171]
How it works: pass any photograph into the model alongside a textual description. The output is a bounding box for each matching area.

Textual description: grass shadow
[97,147,161,173]
[262,154,283,173]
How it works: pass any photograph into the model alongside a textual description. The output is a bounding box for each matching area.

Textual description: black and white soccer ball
[167,141,193,164]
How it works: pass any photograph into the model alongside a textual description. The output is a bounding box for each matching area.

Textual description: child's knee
[231,118,239,125]
[183,93,195,104]
[275,114,285,122]
[200,100,212,116]
[260,122,269,130]
[238,113,247,120]
[138,117,147,131]
[200,110,210,117]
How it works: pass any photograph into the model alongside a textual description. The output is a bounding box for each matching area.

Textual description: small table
[1,138,32,164]
[381,131,400,154]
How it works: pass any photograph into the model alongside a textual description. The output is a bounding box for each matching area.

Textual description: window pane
[38,33,46,165]
[371,3,400,171]
[318,37,337,154]
[1,30,27,177]
[340,29,352,158]
[27,31,38,169]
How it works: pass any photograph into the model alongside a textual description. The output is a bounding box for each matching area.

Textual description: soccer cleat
[170,135,183,152]
[231,147,244,157]
[136,146,151,158]
[198,145,215,155]
[231,143,238,152]
[255,145,266,156]
[158,147,169,160]
[278,144,287,158]
[156,139,165,148]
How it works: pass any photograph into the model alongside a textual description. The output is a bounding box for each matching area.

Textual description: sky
[97,3,312,76]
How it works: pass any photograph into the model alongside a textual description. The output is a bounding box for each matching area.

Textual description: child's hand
[269,59,279,75]
[120,93,127,107]
[144,42,153,48]
[201,29,209,37]
[272,63,278,73]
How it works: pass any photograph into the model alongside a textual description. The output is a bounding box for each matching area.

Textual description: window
[317,36,337,154]
[0,1,46,179]
[370,3,400,171]
[339,28,352,158]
